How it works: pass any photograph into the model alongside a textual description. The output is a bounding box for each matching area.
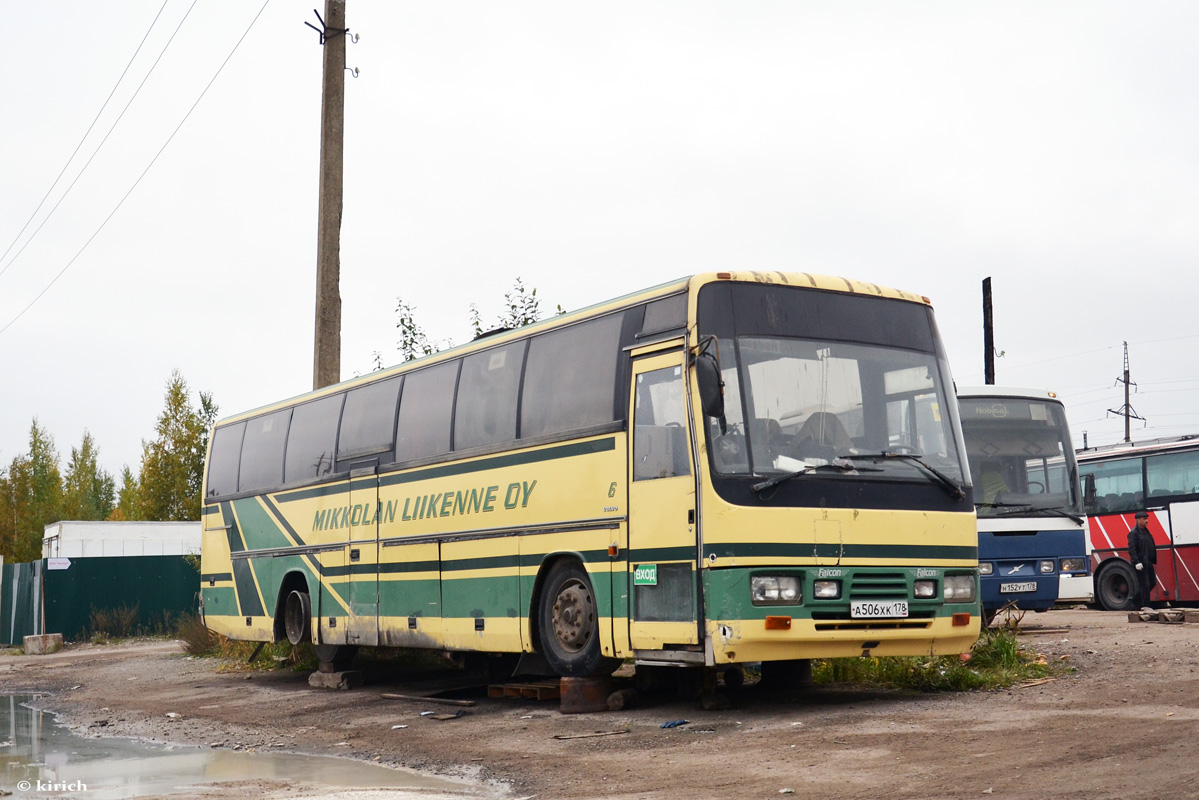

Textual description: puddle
[0,694,469,798]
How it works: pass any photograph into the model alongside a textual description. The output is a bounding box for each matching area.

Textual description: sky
[3,1,1199,480]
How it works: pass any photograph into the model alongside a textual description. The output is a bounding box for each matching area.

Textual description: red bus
[1078,435,1199,610]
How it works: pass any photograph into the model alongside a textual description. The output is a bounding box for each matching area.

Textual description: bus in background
[1078,435,1199,610]
[201,271,980,678]
[957,387,1089,621]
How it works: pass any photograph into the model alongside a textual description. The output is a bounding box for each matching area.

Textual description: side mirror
[1083,473,1097,508]
[695,352,725,421]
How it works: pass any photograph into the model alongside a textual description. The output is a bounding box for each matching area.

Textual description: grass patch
[173,613,317,671]
[812,627,1058,692]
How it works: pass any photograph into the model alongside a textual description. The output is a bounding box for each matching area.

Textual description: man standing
[1127,510,1157,609]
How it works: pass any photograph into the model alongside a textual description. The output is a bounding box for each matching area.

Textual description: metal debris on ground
[552,730,628,740]
[1128,609,1197,624]
[380,692,475,706]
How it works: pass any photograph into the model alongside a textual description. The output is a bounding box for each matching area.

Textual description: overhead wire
[0,0,200,280]
[0,0,171,271]
[0,0,273,338]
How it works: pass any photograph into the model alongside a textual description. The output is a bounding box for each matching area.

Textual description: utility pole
[1107,341,1145,443]
[311,1,347,390]
[982,277,995,385]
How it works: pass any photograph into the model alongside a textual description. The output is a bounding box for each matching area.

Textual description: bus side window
[207,422,246,497]
[285,393,345,483]
[239,409,291,493]
[633,366,690,480]
[395,360,459,462]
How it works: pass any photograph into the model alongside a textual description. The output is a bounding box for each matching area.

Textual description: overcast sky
[3,1,1198,480]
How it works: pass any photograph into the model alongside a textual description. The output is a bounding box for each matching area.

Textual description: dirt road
[3,608,1199,800]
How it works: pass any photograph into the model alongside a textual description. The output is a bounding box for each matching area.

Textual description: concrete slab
[24,634,63,655]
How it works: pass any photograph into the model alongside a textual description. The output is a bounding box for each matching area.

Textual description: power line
[0,0,272,338]
[0,1,171,272]
[0,0,199,281]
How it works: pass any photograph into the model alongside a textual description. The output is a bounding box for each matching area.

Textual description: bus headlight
[1039,560,1055,574]
[978,562,993,576]
[944,574,976,602]
[914,580,936,598]
[1059,558,1085,573]
[751,576,801,605]
[813,580,841,599]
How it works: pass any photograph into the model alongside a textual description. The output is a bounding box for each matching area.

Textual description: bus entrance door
[627,351,700,653]
[347,466,380,646]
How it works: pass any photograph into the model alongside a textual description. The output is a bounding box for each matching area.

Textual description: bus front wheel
[538,561,617,677]
[1096,560,1139,611]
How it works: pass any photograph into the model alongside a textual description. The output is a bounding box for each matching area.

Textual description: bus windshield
[958,396,1081,518]
[706,336,966,485]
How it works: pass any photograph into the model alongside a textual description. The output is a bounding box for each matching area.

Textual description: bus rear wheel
[283,590,312,646]
[538,561,617,677]
[1096,559,1139,611]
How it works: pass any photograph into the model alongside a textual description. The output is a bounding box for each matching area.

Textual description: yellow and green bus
[200,271,980,677]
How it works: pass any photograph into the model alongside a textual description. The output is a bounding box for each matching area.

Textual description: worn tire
[283,590,312,646]
[537,561,618,677]
[313,643,358,670]
[1095,559,1139,611]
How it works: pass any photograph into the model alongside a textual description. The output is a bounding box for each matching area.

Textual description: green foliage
[394,278,561,364]
[395,299,444,362]
[0,420,64,563]
[109,466,142,521]
[61,430,115,521]
[499,277,540,329]
[137,370,218,521]
[812,627,1055,692]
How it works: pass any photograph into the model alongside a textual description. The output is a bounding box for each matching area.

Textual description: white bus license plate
[850,600,909,619]
[1000,581,1037,594]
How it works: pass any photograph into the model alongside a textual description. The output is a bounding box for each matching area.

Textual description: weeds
[174,613,317,671]
[87,604,141,639]
[84,605,184,642]
[812,627,1057,692]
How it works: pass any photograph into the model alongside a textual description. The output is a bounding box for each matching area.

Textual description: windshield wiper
[839,452,967,500]
[996,505,1085,524]
[751,458,880,493]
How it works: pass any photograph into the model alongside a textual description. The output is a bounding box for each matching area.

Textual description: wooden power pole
[982,277,995,385]
[312,1,347,390]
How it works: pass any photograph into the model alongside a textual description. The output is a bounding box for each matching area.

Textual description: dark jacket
[1128,525,1157,570]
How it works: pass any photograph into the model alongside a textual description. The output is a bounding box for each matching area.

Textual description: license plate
[850,600,909,619]
[1000,581,1037,594]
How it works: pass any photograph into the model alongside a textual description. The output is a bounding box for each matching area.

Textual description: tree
[395,299,441,363]
[109,466,142,521]
[498,277,543,330]
[0,420,63,563]
[394,278,562,365]
[61,430,115,521]
[138,370,218,521]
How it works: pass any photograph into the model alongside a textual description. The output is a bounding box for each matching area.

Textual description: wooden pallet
[487,680,562,700]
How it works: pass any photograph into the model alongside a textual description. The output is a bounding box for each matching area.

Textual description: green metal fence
[0,556,199,644]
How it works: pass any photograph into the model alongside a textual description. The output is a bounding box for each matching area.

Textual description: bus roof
[957,386,1062,402]
[214,270,933,428]
[1077,433,1199,460]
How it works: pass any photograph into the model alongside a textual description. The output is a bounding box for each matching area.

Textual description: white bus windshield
[958,396,1081,518]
